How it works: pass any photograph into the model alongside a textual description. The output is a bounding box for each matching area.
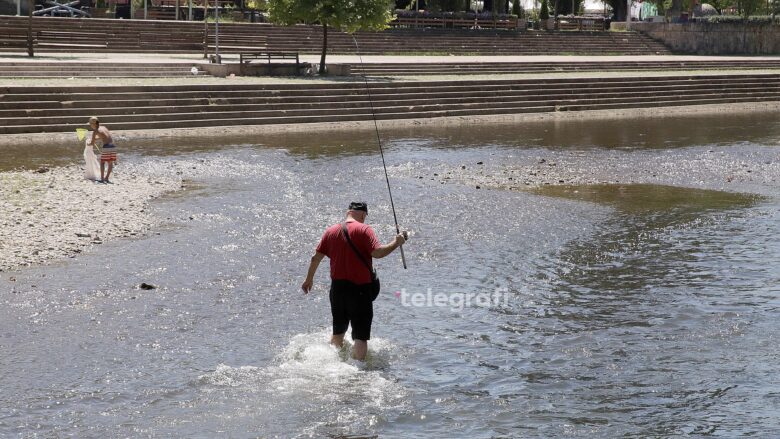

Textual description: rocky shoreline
[0,164,182,273]
[421,144,780,196]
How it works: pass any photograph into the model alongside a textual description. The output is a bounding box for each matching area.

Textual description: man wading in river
[301,202,407,361]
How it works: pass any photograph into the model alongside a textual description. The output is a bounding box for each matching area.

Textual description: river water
[2,111,780,437]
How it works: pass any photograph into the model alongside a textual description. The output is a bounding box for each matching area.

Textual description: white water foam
[196,329,408,437]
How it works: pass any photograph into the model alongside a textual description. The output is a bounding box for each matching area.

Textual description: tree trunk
[319,23,328,75]
[27,0,33,57]
[611,0,627,21]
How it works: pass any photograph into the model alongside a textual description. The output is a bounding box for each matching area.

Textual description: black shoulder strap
[341,222,373,274]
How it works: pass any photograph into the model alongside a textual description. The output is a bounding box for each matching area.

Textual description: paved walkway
[3,69,780,88]
[1,51,779,64]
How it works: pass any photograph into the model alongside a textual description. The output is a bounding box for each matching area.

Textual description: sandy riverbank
[417,138,780,197]
[2,100,780,150]
[0,165,182,272]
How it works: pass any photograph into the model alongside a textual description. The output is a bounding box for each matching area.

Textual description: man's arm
[301,251,326,294]
[371,233,407,259]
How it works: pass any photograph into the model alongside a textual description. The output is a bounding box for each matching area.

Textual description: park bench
[35,30,108,49]
[413,17,445,28]
[0,28,30,49]
[392,16,519,30]
[449,18,476,28]
[393,17,445,28]
[240,51,300,66]
[579,18,606,31]
[556,17,606,31]
[239,51,306,75]
[454,17,517,29]
[493,18,518,29]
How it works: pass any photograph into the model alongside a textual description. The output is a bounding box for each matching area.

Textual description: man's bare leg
[331,333,345,348]
[353,340,367,361]
[105,162,113,182]
[100,161,106,182]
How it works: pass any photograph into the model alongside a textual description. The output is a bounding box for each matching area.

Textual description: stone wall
[626,21,780,55]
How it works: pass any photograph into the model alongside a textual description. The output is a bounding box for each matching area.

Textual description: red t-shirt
[316,220,381,285]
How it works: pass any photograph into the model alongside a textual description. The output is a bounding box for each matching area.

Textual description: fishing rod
[351,35,407,270]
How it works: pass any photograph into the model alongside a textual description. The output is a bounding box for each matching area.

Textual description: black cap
[348,202,368,214]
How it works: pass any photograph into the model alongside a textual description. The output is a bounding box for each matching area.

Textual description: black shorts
[330,279,374,341]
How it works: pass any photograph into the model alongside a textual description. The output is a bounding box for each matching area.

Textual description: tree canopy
[269,0,394,33]
[269,0,394,73]
[539,0,550,19]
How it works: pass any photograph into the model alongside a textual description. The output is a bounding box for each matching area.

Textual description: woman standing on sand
[88,116,118,184]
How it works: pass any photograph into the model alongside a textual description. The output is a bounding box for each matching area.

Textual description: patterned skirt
[100,151,117,162]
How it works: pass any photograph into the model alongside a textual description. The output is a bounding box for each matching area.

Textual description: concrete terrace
[1,51,780,78]
[0,16,670,55]
[1,38,780,137]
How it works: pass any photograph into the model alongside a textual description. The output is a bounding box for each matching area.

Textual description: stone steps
[354,60,780,75]
[23,58,763,80]
[1,73,778,134]
[3,89,779,126]
[0,74,772,98]
[5,94,779,135]
[0,78,775,110]
[0,62,207,78]
[0,16,671,55]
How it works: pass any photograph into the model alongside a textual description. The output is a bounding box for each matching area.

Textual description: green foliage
[662,0,678,13]
[736,0,763,16]
[243,0,266,9]
[269,0,393,74]
[539,0,550,19]
[654,0,665,15]
[511,0,524,18]
[689,0,771,16]
[268,0,394,32]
